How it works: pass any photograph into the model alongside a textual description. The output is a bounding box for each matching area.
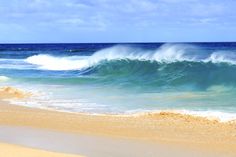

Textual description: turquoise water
[1,43,236,120]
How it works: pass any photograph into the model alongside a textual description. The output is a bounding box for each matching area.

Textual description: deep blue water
[1,43,236,120]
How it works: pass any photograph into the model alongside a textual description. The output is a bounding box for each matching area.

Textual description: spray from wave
[25,44,236,71]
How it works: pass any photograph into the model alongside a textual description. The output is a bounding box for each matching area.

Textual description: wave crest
[25,44,236,71]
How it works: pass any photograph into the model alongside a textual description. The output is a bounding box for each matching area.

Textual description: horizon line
[0,41,236,44]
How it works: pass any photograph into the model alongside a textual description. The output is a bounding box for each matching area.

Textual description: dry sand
[0,86,236,156]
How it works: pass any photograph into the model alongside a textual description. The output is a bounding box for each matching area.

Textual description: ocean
[1,43,236,121]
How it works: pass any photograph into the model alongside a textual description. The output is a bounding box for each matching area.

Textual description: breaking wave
[25,44,236,71]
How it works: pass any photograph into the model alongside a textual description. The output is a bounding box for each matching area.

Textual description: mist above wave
[25,44,236,71]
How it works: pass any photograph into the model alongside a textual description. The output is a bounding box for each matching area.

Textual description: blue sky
[0,0,236,43]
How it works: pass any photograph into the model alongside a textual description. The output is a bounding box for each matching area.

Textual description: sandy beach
[1,0,236,156]
[0,87,236,157]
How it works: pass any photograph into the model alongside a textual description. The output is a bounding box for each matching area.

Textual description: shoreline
[1,87,236,156]
[4,85,236,123]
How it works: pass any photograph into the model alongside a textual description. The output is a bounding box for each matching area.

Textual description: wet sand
[0,86,236,156]
[0,125,225,157]
[0,142,80,157]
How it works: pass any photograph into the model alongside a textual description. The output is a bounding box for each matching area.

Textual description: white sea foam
[25,55,90,71]
[25,44,236,71]
[204,51,236,64]
[126,109,236,122]
[176,110,236,122]
[5,83,236,122]
[0,76,10,82]
[10,94,236,122]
